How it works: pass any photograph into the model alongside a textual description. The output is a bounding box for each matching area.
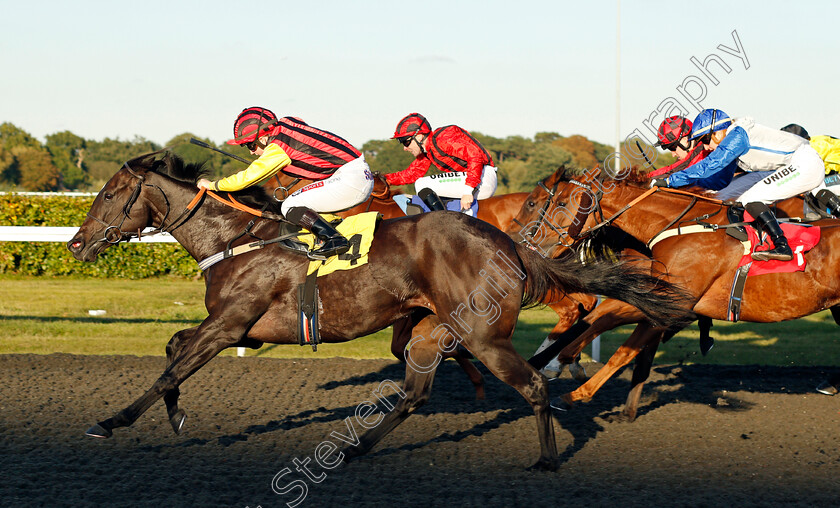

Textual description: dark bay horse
[337,175,599,391]
[66,152,690,469]
[259,167,596,397]
[507,166,840,415]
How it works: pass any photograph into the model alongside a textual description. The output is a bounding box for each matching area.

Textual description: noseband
[513,176,600,247]
[512,178,562,240]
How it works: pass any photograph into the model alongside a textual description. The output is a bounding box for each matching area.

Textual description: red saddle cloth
[739,222,821,275]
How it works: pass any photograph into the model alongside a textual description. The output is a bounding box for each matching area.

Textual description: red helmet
[392,113,432,139]
[226,107,279,145]
[654,116,692,148]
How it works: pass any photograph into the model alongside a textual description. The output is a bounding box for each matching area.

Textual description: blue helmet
[689,109,732,140]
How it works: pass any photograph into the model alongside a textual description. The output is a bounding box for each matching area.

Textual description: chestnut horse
[67,152,690,469]
[508,166,840,416]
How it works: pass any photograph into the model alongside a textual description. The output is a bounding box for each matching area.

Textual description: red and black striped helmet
[226,107,279,145]
[392,113,432,139]
[654,116,693,147]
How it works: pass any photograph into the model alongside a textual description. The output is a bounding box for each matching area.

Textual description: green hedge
[0,194,200,278]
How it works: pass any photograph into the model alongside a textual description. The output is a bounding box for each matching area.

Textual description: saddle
[402,194,479,216]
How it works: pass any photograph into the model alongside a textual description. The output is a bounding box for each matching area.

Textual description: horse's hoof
[170,410,187,434]
[816,381,838,396]
[527,457,560,472]
[85,423,112,439]
[700,336,715,356]
[541,358,564,379]
[549,394,574,412]
[541,366,561,379]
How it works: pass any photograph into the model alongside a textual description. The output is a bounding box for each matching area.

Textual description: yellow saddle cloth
[302,212,380,276]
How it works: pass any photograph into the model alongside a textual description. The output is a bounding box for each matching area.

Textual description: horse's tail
[513,243,693,329]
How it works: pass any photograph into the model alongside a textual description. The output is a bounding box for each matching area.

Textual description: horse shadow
[139,360,836,465]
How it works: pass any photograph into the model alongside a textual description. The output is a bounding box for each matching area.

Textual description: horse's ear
[125,152,157,171]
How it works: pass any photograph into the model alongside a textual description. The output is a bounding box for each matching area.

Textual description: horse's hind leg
[466,331,559,471]
[453,354,485,400]
[621,338,661,421]
[391,312,484,399]
[344,316,443,461]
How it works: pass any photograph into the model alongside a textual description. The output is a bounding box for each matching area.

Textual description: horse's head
[506,165,603,256]
[67,151,208,262]
[68,154,160,261]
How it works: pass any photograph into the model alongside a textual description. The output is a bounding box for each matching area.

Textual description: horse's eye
[104,193,114,201]
[527,201,536,207]
[557,202,566,208]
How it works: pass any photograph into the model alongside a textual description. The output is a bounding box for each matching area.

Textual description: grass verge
[1,276,837,366]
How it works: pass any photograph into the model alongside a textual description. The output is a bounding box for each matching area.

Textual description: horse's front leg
[162,326,200,435]
[85,317,250,438]
[556,321,659,411]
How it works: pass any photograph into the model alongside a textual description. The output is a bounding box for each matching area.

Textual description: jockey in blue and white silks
[665,114,824,202]
[653,109,828,262]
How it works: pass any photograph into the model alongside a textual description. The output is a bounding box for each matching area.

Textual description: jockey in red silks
[648,115,711,179]
[197,107,374,259]
[385,113,498,216]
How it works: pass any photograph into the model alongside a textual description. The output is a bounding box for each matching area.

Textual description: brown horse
[66,152,690,469]
[337,175,598,392]
[263,170,597,398]
[508,165,840,415]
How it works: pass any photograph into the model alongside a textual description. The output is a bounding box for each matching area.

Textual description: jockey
[781,123,840,178]
[649,116,712,179]
[780,124,840,215]
[652,109,826,261]
[385,113,498,214]
[197,107,374,259]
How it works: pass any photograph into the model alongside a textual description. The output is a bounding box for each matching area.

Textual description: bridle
[518,169,727,251]
[512,173,603,249]
[86,163,162,243]
[84,163,205,244]
[86,161,289,246]
[511,177,563,240]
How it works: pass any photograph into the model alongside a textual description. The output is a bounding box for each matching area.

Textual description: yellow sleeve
[213,144,292,191]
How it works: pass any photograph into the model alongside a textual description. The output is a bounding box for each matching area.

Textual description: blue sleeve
[668,126,750,188]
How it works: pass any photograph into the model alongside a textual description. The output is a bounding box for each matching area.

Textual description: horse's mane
[126,151,284,215]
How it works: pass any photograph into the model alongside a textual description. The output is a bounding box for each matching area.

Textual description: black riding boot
[285,207,350,259]
[814,189,840,218]
[418,188,446,211]
[745,202,792,261]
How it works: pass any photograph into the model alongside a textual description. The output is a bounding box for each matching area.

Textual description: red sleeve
[435,128,491,188]
[385,154,432,186]
[648,146,711,177]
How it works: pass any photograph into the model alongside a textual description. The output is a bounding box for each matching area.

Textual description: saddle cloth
[301,212,380,276]
[739,222,821,276]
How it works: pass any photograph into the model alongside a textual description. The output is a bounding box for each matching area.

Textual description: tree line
[0,122,674,194]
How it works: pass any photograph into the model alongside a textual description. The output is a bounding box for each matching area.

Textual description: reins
[88,162,287,245]
[524,169,732,251]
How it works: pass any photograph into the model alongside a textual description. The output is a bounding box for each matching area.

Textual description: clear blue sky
[2,0,838,152]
